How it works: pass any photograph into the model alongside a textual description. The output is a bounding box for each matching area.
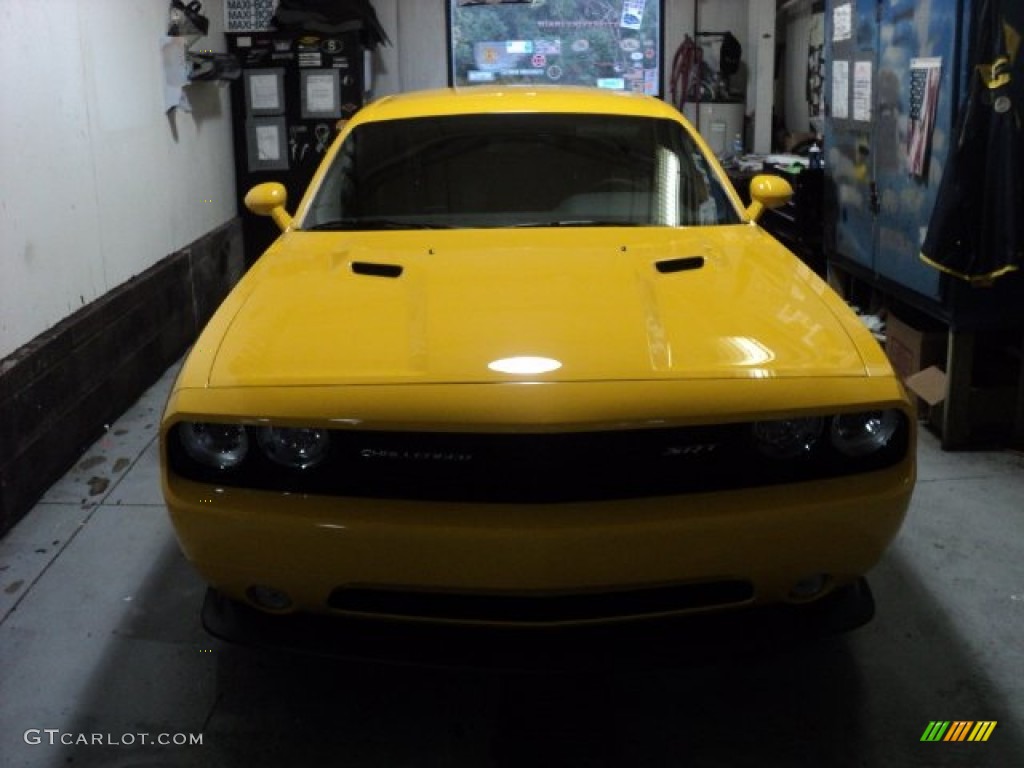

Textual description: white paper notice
[249,73,280,112]
[620,0,646,30]
[256,124,281,160]
[224,0,278,33]
[832,60,850,119]
[853,61,872,121]
[833,3,852,42]
[161,36,190,113]
[305,73,336,114]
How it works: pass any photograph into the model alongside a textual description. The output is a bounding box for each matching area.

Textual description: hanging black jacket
[921,0,1023,284]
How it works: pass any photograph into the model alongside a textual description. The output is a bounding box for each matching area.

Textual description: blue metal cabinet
[825,0,969,301]
[824,0,884,276]
[824,0,1024,449]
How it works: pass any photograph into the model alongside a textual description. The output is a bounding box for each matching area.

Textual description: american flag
[908,58,942,177]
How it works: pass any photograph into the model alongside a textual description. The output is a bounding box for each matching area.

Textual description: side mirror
[744,174,794,222]
[244,182,293,232]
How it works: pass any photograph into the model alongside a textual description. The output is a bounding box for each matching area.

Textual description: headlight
[178,422,249,470]
[752,417,824,459]
[830,410,901,456]
[257,427,330,469]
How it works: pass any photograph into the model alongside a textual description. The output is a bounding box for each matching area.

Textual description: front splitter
[200,580,875,672]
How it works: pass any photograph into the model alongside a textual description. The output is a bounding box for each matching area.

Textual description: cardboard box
[905,366,946,407]
[904,365,945,426]
[885,314,946,382]
[905,365,1017,440]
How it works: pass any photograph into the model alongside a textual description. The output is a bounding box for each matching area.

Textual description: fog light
[788,573,830,601]
[246,585,293,612]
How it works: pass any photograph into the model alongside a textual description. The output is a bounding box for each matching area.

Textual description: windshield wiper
[304,218,452,231]
[509,219,643,228]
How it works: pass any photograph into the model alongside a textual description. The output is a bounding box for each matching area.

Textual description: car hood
[207,227,870,387]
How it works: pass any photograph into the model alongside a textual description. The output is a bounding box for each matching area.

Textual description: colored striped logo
[921,721,997,742]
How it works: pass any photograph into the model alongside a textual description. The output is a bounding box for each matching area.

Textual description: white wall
[666,0,698,100]
[780,1,824,136]
[0,0,237,360]
[746,0,775,153]
[371,0,448,97]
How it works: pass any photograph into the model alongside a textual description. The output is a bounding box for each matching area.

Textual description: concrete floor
[1,362,1022,768]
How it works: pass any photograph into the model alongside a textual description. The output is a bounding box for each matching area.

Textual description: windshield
[302,112,740,231]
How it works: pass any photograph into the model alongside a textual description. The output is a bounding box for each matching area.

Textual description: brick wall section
[0,218,244,536]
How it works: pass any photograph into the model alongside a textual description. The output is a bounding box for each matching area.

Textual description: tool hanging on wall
[167,1,209,38]
[670,35,704,110]
[165,1,241,83]
[671,29,743,111]
[719,31,742,78]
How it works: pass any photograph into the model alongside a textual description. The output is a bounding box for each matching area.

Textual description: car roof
[350,85,683,124]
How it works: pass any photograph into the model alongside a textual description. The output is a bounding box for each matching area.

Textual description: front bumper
[165,461,913,626]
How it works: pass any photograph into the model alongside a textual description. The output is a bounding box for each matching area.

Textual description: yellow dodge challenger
[161,86,915,639]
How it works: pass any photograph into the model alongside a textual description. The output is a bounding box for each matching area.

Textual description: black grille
[168,415,908,502]
[327,581,755,623]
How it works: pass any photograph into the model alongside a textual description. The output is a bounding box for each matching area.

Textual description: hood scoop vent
[655,256,705,274]
[351,261,403,278]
